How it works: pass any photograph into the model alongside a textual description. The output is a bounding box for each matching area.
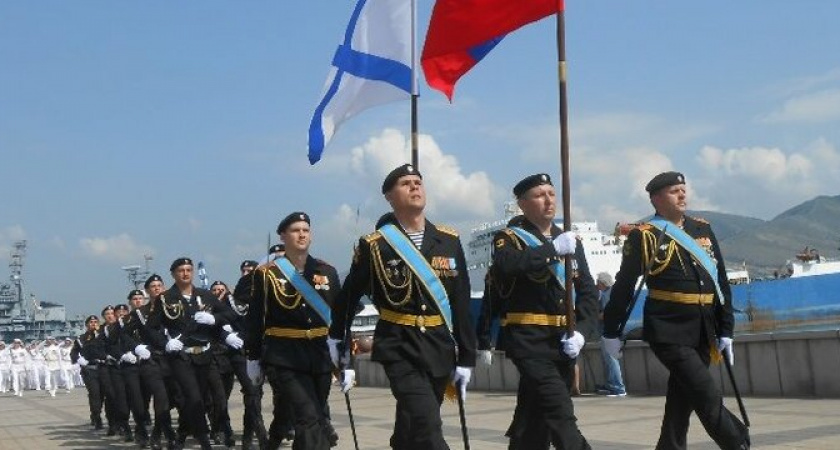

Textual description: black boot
[93,415,103,430]
[136,424,149,448]
[106,423,117,437]
[197,434,214,450]
[123,422,135,443]
[223,422,235,448]
[241,423,253,450]
[325,421,338,447]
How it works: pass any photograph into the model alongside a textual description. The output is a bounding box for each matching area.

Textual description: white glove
[134,344,151,360]
[77,356,89,367]
[246,359,263,385]
[120,352,138,364]
[552,231,577,256]
[717,337,734,365]
[478,350,493,366]
[603,337,623,359]
[193,311,216,326]
[165,338,184,353]
[327,337,342,368]
[222,324,233,333]
[225,332,244,350]
[341,369,356,394]
[452,366,472,401]
[560,331,585,358]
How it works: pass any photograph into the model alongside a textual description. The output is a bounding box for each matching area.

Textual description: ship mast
[9,241,26,316]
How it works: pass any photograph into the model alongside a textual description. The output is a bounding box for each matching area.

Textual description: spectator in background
[596,272,626,397]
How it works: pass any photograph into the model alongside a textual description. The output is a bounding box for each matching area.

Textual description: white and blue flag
[197,261,209,289]
[308,0,413,164]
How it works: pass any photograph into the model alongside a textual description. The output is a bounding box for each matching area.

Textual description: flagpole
[410,0,419,169]
[556,2,575,333]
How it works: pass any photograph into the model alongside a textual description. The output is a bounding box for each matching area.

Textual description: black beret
[101,305,115,316]
[127,289,144,300]
[240,260,258,271]
[382,164,422,194]
[277,212,310,234]
[645,171,685,194]
[85,315,99,325]
[268,244,285,254]
[144,274,163,288]
[115,304,129,312]
[169,257,193,272]
[210,280,227,289]
[513,173,553,198]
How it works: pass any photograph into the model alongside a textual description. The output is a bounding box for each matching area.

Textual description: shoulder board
[363,231,382,243]
[314,258,334,268]
[690,216,709,224]
[435,224,459,237]
[638,224,654,231]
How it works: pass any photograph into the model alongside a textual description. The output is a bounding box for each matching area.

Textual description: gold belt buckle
[416,315,426,333]
[305,329,312,339]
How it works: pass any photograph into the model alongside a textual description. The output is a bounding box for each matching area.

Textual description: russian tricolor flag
[422,0,564,101]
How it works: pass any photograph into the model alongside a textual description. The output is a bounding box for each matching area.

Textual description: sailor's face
[86,320,99,332]
[281,222,311,253]
[147,280,164,297]
[386,175,426,213]
[130,295,145,310]
[211,285,227,298]
[103,309,116,324]
[652,183,687,217]
[518,184,557,223]
[171,264,194,285]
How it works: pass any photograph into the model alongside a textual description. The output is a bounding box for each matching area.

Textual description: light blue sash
[378,224,453,332]
[508,227,568,286]
[647,217,726,305]
[274,257,332,326]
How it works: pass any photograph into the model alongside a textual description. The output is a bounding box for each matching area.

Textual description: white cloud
[348,128,501,221]
[79,233,155,263]
[760,88,840,123]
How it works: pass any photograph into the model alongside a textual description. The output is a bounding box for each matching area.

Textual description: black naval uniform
[148,286,228,448]
[603,216,749,450]
[219,289,268,449]
[491,215,596,450]
[71,330,107,429]
[330,213,477,450]
[102,321,134,440]
[122,303,175,447]
[246,255,340,450]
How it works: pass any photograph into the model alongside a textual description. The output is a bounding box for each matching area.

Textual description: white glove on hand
[552,231,577,256]
[341,369,356,394]
[478,350,493,366]
[120,352,138,364]
[561,331,585,358]
[222,324,233,333]
[246,359,263,385]
[452,366,472,401]
[165,338,184,353]
[134,344,151,360]
[225,332,244,350]
[193,311,216,326]
[717,337,734,365]
[77,356,89,367]
[327,338,342,368]
[603,337,623,359]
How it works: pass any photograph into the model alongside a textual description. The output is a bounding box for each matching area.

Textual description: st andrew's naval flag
[422,0,564,101]
[308,0,413,164]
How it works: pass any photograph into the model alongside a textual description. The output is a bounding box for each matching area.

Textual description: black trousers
[98,364,117,426]
[650,343,749,450]
[121,364,149,430]
[167,353,216,438]
[81,366,103,419]
[226,355,265,435]
[268,382,295,441]
[266,365,331,450]
[382,360,450,450]
[107,365,131,425]
[510,358,590,450]
[139,359,171,432]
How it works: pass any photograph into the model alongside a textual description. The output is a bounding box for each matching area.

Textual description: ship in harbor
[0,241,85,342]
[466,205,840,335]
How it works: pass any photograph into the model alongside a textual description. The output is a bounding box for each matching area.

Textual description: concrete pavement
[1,387,838,449]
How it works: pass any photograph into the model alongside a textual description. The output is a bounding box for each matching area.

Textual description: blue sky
[2,1,840,317]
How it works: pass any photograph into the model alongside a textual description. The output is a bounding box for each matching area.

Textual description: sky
[2,1,840,317]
